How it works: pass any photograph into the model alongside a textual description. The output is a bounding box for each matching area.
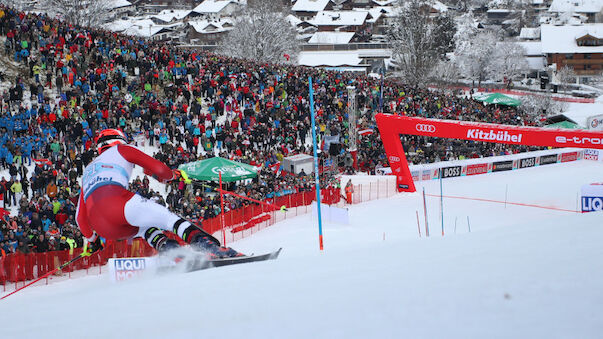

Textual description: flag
[33,158,52,168]
[358,128,374,136]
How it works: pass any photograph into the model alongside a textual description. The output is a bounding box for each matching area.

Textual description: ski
[186,248,282,272]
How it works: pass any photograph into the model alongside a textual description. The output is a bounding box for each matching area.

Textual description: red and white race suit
[75,144,182,241]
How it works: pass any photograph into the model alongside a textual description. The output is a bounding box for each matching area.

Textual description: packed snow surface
[2,160,603,338]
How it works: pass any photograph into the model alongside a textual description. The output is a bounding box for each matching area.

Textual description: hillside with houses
[12,0,603,92]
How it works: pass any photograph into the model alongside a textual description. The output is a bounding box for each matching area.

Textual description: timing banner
[375,113,603,192]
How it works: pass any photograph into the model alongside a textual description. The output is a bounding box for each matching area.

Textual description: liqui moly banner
[581,183,603,213]
[375,114,603,192]
[108,257,156,282]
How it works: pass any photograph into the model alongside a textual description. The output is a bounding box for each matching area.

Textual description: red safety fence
[0,187,351,290]
[0,238,157,291]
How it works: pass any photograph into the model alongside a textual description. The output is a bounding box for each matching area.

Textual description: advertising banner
[441,166,462,178]
[560,151,580,163]
[587,114,603,131]
[539,154,559,165]
[519,157,537,169]
[376,113,603,192]
[492,160,514,172]
[584,149,600,161]
[108,257,156,282]
[465,163,489,176]
[581,183,603,213]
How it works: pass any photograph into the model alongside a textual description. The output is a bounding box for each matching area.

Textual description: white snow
[563,96,603,127]
[308,32,355,44]
[541,24,603,54]
[1,157,603,338]
[291,0,331,13]
[192,0,236,14]
[549,0,603,13]
[309,11,369,27]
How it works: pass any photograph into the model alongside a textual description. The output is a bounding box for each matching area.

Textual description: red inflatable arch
[375,113,603,192]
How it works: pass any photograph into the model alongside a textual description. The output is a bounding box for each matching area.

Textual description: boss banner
[376,114,603,192]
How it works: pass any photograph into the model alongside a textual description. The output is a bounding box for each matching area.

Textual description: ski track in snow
[1,160,602,339]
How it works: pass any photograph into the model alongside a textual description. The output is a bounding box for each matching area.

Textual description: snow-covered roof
[107,0,132,10]
[549,0,603,13]
[308,31,355,44]
[298,50,363,67]
[431,0,448,12]
[292,0,330,12]
[519,27,541,40]
[192,0,235,14]
[518,41,543,56]
[151,9,191,23]
[353,7,391,23]
[286,14,303,27]
[189,19,234,34]
[105,17,180,37]
[541,24,603,53]
[308,11,369,27]
[372,0,396,5]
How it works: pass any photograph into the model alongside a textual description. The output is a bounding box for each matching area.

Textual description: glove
[82,234,104,256]
[171,169,182,181]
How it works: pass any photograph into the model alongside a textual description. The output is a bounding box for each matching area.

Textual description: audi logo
[388,156,400,163]
[416,124,436,133]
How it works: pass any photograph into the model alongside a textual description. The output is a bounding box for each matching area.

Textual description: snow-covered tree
[455,31,498,87]
[486,41,529,86]
[556,66,576,92]
[218,0,299,64]
[0,0,30,11]
[520,93,567,118]
[429,59,461,86]
[433,14,456,57]
[46,0,111,28]
[454,12,479,51]
[388,0,444,87]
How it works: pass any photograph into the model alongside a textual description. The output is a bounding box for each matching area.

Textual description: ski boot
[190,235,244,259]
[157,238,180,254]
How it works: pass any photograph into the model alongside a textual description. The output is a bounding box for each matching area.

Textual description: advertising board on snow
[587,114,603,131]
[584,149,600,161]
[519,157,536,169]
[560,151,580,163]
[441,166,462,178]
[466,163,488,176]
[108,257,156,282]
[492,160,514,172]
[581,183,603,213]
[539,154,558,165]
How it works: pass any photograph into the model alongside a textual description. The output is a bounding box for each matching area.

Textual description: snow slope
[1,160,603,339]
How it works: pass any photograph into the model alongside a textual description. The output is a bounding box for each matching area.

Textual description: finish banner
[376,114,603,192]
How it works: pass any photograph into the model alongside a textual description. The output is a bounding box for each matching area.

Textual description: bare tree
[555,66,576,93]
[218,0,299,64]
[45,0,110,28]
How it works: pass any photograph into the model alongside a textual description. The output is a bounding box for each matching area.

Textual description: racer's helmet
[95,129,127,154]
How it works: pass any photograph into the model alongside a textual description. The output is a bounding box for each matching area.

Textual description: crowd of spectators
[0,5,543,256]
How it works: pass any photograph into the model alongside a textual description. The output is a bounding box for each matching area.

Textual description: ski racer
[75,129,241,258]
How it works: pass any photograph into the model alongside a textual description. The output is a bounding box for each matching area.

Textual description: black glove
[84,236,104,256]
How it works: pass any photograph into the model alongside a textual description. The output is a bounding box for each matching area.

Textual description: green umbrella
[178,157,258,182]
[544,121,583,129]
[474,93,521,106]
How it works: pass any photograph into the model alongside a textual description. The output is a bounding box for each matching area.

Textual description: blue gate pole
[309,76,324,251]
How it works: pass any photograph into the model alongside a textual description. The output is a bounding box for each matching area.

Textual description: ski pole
[197,182,288,211]
[1,252,87,300]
